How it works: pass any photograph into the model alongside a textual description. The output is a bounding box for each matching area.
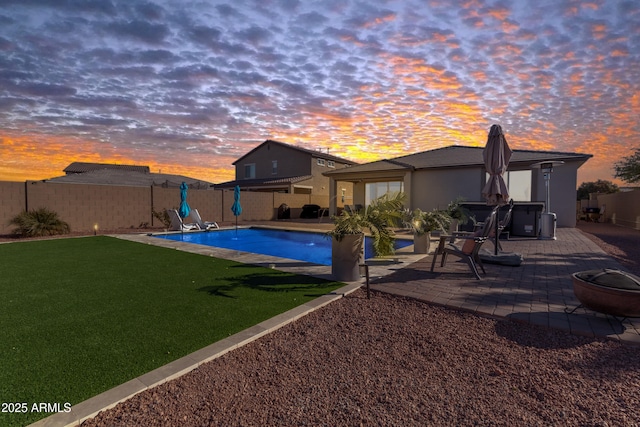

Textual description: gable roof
[324,145,593,175]
[46,169,213,188]
[215,175,313,190]
[64,162,150,174]
[232,140,358,166]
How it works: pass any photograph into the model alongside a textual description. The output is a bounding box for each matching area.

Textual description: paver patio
[368,227,640,344]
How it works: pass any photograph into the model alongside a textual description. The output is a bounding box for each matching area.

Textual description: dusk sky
[1,0,639,185]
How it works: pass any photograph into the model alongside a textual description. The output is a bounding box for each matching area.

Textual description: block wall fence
[596,190,640,230]
[0,181,331,234]
[3,180,639,234]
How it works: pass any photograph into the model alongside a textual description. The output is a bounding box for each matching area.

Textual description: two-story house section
[216,140,357,201]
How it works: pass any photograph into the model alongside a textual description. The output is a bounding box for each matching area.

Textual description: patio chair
[191,209,219,230]
[468,200,513,252]
[492,199,514,251]
[167,209,199,231]
[430,207,498,280]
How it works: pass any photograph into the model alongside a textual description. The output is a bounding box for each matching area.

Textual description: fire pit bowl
[571,269,640,317]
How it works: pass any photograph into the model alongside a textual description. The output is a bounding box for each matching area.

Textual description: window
[365,181,404,205]
[507,170,531,201]
[485,170,531,201]
[327,160,335,168]
[317,158,325,166]
[272,160,278,175]
[244,163,255,179]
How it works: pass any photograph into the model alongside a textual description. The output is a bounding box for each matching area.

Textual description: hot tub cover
[574,269,640,291]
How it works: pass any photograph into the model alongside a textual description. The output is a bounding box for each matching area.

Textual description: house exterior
[46,162,213,189]
[63,162,151,175]
[324,145,592,228]
[216,139,357,203]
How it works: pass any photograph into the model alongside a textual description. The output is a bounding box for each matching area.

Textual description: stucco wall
[411,168,485,211]
[411,165,578,227]
[235,143,310,179]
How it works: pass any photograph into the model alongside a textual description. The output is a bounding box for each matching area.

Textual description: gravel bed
[81,288,640,427]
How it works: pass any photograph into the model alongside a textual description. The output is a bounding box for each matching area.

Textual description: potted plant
[327,192,405,281]
[446,197,473,231]
[403,208,452,254]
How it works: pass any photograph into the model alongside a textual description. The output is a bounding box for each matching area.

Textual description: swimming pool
[156,228,412,265]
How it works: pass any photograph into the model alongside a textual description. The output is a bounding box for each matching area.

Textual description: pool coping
[30,228,425,427]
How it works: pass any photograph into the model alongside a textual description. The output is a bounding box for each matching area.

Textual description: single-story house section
[323,146,592,228]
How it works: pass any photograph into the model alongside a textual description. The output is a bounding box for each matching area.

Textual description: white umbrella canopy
[482,124,512,206]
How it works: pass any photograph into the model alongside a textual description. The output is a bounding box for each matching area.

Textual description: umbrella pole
[495,209,499,255]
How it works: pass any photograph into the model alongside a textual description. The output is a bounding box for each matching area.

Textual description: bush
[152,208,172,228]
[9,208,71,237]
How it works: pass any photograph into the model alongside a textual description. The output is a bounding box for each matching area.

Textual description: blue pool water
[156,228,412,266]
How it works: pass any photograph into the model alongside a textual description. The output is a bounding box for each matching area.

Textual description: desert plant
[328,191,405,257]
[403,208,452,236]
[152,208,172,228]
[9,208,70,237]
[446,197,473,226]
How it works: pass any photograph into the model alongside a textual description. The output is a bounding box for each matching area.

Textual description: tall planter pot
[413,232,431,254]
[331,233,365,282]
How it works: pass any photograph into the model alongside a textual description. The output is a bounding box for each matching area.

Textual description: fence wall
[596,190,640,230]
[0,181,326,234]
[0,182,26,234]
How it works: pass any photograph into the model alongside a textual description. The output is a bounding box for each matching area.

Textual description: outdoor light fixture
[93,223,98,235]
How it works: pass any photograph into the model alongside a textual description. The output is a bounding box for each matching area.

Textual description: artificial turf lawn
[0,236,342,426]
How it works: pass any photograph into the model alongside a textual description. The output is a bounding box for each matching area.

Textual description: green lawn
[0,236,342,426]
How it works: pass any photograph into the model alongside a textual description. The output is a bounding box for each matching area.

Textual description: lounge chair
[430,207,498,279]
[167,209,199,231]
[191,209,219,230]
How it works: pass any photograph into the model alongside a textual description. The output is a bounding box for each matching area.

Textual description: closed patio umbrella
[231,185,242,232]
[481,124,512,255]
[178,182,191,219]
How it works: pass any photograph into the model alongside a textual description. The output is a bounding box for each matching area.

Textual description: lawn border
[30,282,361,427]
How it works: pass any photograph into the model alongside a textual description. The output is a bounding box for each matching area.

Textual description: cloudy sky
[1,0,638,185]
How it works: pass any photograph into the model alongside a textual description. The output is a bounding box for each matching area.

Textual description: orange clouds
[0,134,118,182]
[362,12,396,29]
[0,133,236,184]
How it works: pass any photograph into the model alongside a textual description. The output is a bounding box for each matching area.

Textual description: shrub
[9,208,71,237]
[152,208,172,228]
